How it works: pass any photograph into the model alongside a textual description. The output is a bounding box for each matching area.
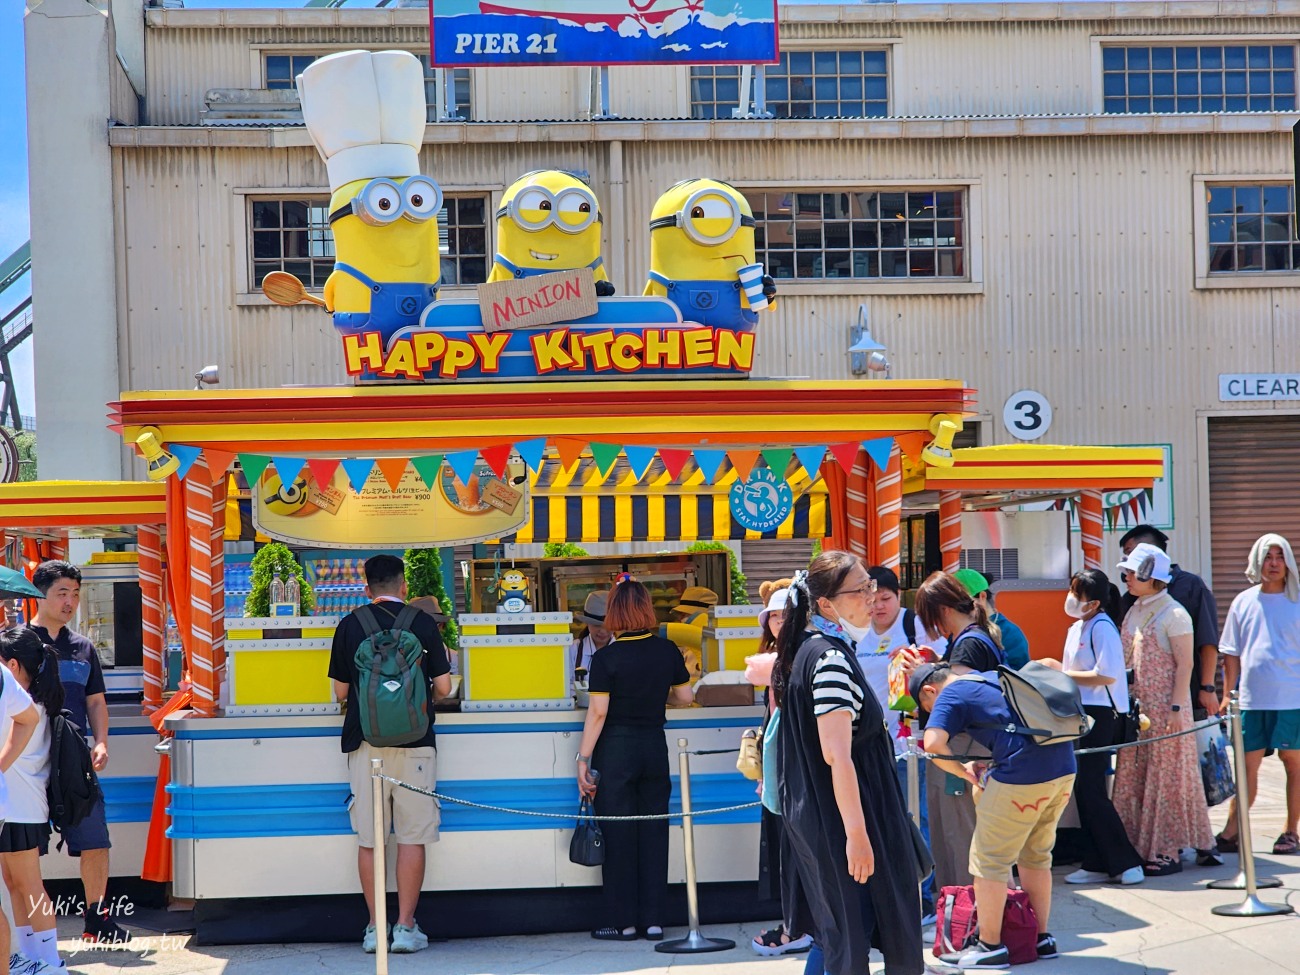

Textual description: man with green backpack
[329,554,452,955]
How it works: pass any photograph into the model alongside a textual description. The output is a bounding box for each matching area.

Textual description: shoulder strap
[647,270,672,288]
[391,604,421,636]
[903,608,917,645]
[355,605,382,641]
[333,262,379,290]
[493,253,523,277]
[1084,616,1121,713]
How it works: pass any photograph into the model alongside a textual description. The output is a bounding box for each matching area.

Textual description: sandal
[643,926,664,942]
[1215,830,1239,854]
[1143,856,1183,877]
[1196,848,1224,867]
[592,926,638,941]
[1273,831,1300,855]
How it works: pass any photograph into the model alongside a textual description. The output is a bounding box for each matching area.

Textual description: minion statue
[295,51,443,343]
[489,170,615,296]
[644,179,777,331]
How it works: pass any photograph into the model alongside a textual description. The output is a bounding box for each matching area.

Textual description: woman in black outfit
[912,570,1004,892]
[577,581,694,941]
[774,552,924,975]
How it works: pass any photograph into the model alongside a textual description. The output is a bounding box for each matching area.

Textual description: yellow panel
[231,648,333,705]
[226,628,263,641]
[460,625,496,636]
[302,627,337,639]
[705,634,762,672]
[467,644,568,701]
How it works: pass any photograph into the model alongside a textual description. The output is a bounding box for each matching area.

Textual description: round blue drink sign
[729,468,793,533]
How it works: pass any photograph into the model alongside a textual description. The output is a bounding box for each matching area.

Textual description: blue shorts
[1242,709,1300,752]
[43,796,111,856]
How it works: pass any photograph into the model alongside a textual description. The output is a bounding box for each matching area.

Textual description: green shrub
[543,542,589,559]
[685,541,748,604]
[405,548,459,650]
[245,542,314,617]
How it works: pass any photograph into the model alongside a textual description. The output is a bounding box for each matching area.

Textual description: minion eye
[540,200,552,211]
[579,202,591,213]
[554,188,600,233]
[695,195,736,220]
[691,206,704,218]
[402,176,443,223]
[357,178,403,225]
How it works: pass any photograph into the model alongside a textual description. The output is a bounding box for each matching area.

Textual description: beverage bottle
[284,571,301,615]
[269,570,285,606]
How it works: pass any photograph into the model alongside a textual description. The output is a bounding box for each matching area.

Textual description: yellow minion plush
[297,51,442,343]
[644,179,776,331]
[496,569,531,614]
[490,170,615,296]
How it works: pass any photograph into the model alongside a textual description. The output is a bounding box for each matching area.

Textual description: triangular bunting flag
[829,442,862,473]
[728,449,760,482]
[1145,486,1155,506]
[692,448,727,484]
[239,454,271,487]
[271,456,307,487]
[554,437,587,472]
[624,445,658,481]
[514,438,547,474]
[411,455,444,490]
[376,457,409,493]
[1129,497,1141,522]
[760,448,793,479]
[446,449,479,486]
[589,442,623,478]
[204,449,236,485]
[341,458,375,494]
[660,449,691,481]
[896,433,928,461]
[1136,491,1149,515]
[794,446,827,482]
[480,444,513,478]
[862,437,894,473]
[172,444,203,482]
[306,458,341,489]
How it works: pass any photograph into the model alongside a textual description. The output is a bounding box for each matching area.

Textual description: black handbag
[569,797,605,866]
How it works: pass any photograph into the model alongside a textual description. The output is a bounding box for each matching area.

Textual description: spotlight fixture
[194,365,220,390]
[137,428,179,481]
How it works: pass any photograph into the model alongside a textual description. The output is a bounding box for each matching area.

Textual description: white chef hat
[297,50,427,194]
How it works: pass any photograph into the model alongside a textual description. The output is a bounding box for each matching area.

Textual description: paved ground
[52,760,1300,975]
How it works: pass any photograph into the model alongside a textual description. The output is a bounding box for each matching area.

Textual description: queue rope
[914,715,1225,764]
[378,773,760,822]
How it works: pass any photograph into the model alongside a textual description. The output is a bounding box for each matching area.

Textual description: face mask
[837,616,872,643]
[1064,594,1093,619]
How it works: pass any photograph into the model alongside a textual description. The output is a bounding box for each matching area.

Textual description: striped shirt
[811,648,864,724]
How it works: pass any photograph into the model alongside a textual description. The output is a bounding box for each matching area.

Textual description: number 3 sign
[1003,389,1053,441]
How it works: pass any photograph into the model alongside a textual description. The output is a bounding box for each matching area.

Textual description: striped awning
[0,481,167,531]
[508,455,830,544]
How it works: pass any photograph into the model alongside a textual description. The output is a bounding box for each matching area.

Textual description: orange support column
[47,534,67,561]
[1079,489,1104,570]
[184,461,227,715]
[876,445,903,571]
[939,491,963,573]
[137,525,165,714]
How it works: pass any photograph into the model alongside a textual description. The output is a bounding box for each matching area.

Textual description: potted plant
[245,542,314,618]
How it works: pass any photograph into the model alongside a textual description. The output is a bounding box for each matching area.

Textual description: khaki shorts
[347,741,441,847]
[969,773,1074,879]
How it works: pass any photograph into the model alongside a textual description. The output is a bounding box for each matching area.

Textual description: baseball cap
[867,566,901,595]
[952,568,990,598]
[908,662,944,713]
[1116,542,1173,584]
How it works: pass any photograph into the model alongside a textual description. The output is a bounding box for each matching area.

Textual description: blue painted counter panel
[166,773,759,839]
[101,776,155,824]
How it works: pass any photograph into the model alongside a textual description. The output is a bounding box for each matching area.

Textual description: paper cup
[736,262,769,312]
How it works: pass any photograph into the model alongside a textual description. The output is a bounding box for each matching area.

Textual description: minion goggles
[329,176,444,227]
[495,185,602,234]
[648,187,755,246]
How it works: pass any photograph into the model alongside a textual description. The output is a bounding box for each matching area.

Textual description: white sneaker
[361,924,387,954]
[390,922,429,953]
[14,960,64,975]
[1064,868,1109,884]
[1111,866,1145,886]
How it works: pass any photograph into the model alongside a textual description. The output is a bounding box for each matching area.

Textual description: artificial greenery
[811,539,823,559]
[685,541,749,604]
[543,542,590,559]
[7,430,35,483]
[245,542,314,617]
[405,548,459,650]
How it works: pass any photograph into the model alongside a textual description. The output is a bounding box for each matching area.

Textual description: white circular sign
[1003,389,1053,441]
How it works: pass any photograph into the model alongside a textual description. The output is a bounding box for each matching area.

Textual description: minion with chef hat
[296,50,442,343]
[489,170,616,295]
[644,178,776,332]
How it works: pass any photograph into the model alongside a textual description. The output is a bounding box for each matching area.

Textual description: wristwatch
[1200,684,1217,693]
[575,753,591,764]
[1170,704,1182,712]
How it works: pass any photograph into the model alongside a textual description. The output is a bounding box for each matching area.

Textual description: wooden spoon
[262,271,327,307]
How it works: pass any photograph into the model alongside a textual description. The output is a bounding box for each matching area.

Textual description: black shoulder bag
[1083,616,1139,746]
[569,796,605,866]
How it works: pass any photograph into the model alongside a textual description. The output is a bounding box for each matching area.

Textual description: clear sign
[430,0,779,67]
[1219,373,1300,401]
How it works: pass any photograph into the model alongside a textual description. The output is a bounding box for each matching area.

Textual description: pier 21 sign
[430,0,779,67]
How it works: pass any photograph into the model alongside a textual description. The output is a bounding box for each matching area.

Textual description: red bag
[933,884,1039,965]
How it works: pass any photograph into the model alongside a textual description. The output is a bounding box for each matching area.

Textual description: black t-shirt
[30,624,105,734]
[588,631,691,730]
[327,600,450,754]
[943,624,1003,673]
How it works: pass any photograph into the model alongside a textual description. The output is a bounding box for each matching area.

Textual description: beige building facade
[24,0,1300,606]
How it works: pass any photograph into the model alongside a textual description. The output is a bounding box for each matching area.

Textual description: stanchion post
[372,758,389,975]
[906,738,921,828]
[656,738,735,954]
[1211,693,1292,916]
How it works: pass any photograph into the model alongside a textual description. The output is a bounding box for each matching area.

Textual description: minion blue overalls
[330,262,438,344]
[646,270,758,332]
[492,254,606,280]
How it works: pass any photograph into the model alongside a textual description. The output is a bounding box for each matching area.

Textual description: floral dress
[1112,591,1214,861]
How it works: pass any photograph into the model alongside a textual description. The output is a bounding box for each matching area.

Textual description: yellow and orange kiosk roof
[0,480,166,534]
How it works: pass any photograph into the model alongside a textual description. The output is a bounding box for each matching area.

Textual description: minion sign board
[430,0,779,68]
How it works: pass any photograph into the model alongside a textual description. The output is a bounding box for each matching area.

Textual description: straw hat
[672,586,718,615]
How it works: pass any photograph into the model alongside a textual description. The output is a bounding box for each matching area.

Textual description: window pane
[1102,47,1125,70]
[1236,186,1263,212]
[1275,45,1296,68]
[1208,186,1234,214]
[1127,48,1150,69]
[1151,47,1174,70]
[701,48,891,119]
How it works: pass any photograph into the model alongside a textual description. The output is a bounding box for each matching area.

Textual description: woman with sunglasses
[773,552,924,975]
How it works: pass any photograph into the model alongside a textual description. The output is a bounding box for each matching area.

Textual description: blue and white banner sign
[430,0,779,67]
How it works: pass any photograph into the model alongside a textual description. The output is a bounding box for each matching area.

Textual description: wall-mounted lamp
[194,365,220,390]
[848,304,891,377]
[137,428,179,481]
[920,414,963,469]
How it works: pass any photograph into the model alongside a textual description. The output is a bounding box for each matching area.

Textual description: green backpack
[352,604,430,747]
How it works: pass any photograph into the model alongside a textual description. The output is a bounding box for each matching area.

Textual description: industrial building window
[1101,44,1296,113]
[249,197,335,290]
[264,54,472,120]
[690,50,888,119]
[265,55,319,90]
[745,189,965,280]
[247,194,489,292]
[1207,183,1298,274]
